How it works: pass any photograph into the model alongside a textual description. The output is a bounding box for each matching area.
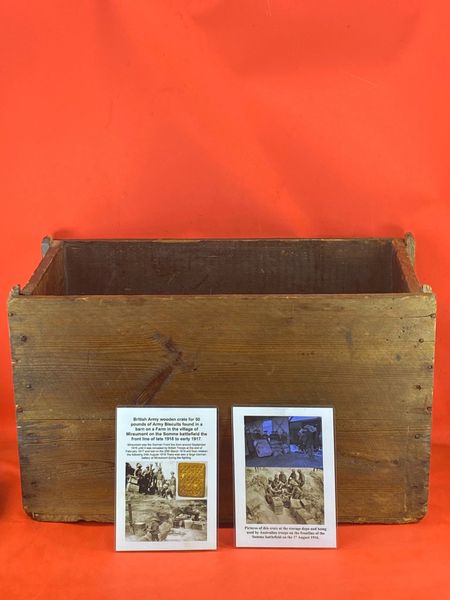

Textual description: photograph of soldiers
[125,494,207,543]
[246,466,324,525]
[126,462,177,498]
[125,460,207,543]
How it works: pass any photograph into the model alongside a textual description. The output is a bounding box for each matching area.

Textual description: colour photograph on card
[115,407,217,551]
[233,407,336,548]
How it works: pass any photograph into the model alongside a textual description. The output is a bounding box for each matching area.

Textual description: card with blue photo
[233,406,336,548]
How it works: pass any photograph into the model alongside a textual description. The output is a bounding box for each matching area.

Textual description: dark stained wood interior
[26,238,420,296]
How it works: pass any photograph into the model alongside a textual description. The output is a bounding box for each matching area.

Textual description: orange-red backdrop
[1,0,449,443]
[0,3,450,597]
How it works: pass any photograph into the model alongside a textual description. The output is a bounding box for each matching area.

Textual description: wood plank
[9,292,436,524]
[392,239,422,293]
[18,419,114,521]
[22,241,65,296]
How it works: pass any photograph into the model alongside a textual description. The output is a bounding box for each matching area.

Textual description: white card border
[233,405,337,548]
[115,406,217,551]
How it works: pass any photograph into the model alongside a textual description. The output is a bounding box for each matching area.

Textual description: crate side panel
[9,294,435,523]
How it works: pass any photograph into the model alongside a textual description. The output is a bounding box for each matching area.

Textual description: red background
[0,1,449,597]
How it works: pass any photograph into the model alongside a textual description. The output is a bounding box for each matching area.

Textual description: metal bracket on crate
[405,232,416,265]
[41,236,53,257]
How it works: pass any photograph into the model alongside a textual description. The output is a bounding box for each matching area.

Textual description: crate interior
[23,239,421,296]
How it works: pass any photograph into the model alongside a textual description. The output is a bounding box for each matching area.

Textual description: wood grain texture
[9,291,436,524]
[21,242,65,296]
[392,239,422,294]
[63,239,400,295]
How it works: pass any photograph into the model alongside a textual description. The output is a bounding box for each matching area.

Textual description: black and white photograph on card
[233,406,336,548]
[116,406,217,551]
[246,466,324,525]
[124,461,208,543]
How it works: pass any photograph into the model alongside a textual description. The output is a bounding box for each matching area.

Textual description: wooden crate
[8,235,436,524]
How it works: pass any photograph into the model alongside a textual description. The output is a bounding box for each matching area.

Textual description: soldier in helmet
[271,474,282,492]
[142,517,160,541]
[156,467,164,495]
[161,482,171,498]
[140,465,150,494]
[133,463,143,493]
[281,482,293,507]
[169,472,177,497]
[291,480,302,500]
[288,469,297,484]
[265,479,275,504]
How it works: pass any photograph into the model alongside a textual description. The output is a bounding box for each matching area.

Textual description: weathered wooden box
[8,236,436,524]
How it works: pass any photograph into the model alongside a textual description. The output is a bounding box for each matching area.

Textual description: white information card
[233,406,336,548]
[116,406,217,551]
